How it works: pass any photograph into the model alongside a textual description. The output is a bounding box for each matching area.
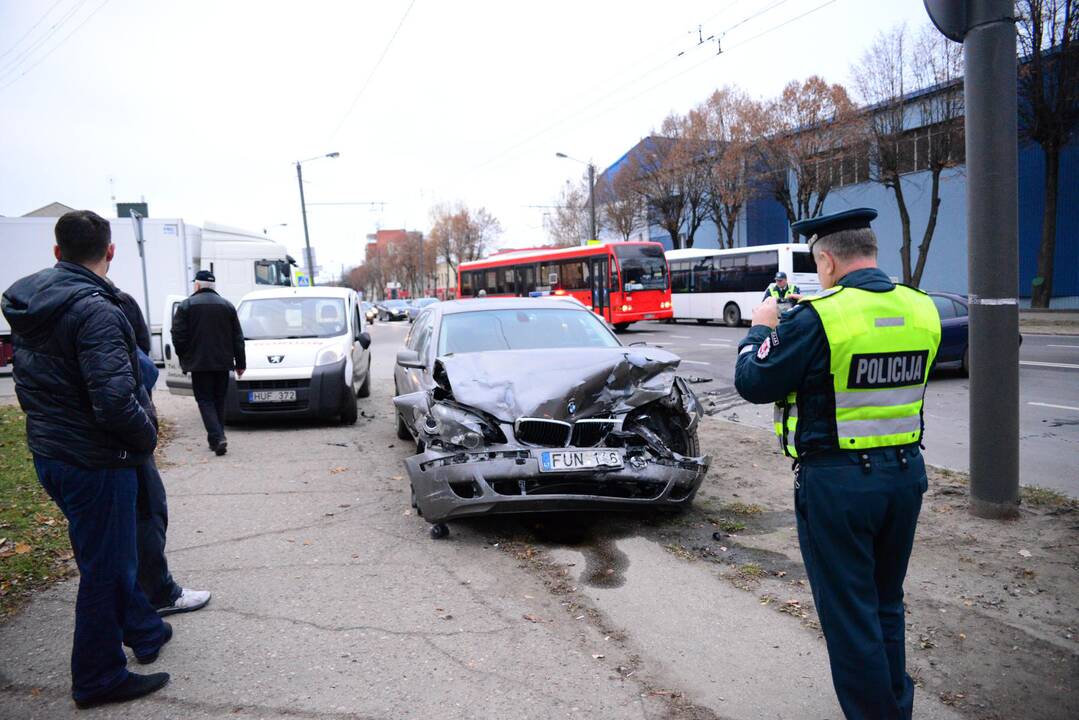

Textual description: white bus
[666,243,820,326]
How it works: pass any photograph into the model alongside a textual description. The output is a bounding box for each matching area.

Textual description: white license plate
[248,390,296,403]
[539,450,623,473]
[644,313,655,319]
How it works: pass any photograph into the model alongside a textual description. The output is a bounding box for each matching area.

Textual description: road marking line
[671,335,692,339]
[1020,360,1079,370]
[1028,401,1079,412]
[700,343,730,347]
[1047,344,1079,348]
[681,359,711,366]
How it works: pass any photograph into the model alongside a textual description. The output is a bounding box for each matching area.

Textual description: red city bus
[457,242,673,330]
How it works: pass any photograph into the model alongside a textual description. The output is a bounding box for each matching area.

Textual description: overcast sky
[1,0,937,278]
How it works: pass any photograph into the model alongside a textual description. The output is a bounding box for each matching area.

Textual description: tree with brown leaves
[853,24,964,287]
[602,166,646,241]
[1018,0,1078,307]
[544,177,593,247]
[428,203,502,275]
[755,76,860,239]
[693,86,755,249]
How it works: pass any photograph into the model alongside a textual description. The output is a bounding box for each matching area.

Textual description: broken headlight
[416,402,507,450]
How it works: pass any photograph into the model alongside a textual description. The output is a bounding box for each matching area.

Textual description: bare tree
[754,76,860,239]
[852,24,964,286]
[1018,0,1079,307]
[544,177,592,247]
[601,166,646,241]
[695,86,755,249]
[628,133,688,249]
[428,203,503,275]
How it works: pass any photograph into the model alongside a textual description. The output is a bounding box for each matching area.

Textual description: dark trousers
[795,447,927,720]
[32,456,168,703]
[191,370,229,447]
[136,459,182,608]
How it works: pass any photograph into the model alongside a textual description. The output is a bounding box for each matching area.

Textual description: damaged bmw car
[393,297,710,538]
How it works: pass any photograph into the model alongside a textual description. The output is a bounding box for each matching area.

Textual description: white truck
[0,216,296,369]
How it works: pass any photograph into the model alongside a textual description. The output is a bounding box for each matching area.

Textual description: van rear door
[161,294,192,395]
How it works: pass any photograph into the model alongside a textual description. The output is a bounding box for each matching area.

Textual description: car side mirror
[396,349,424,368]
[358,332,371,350]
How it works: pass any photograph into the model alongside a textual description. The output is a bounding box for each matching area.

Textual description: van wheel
[723,303,742,327]
[356,359,371,398]
[341,386,358,425]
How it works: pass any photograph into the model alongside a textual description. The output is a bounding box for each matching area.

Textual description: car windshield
[437,308,621,355]
[614,244,667,290]
[412,298,438,308]
[239,297,348,339]
[382,300,408,309]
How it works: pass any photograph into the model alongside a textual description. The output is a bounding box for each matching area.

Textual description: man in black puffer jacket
[1,210,171,709]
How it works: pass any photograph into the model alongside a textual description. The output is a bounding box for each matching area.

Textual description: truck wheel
[723,303,742,327]
[357,359,372,398]
[341,385,358,425]
[613,322,631,332]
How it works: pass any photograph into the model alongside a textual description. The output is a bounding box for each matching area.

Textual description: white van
[170,287,372,424]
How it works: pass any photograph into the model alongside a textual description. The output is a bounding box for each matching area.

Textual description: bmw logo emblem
[567,401,577,415]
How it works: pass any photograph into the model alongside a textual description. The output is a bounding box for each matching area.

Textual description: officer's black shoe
[214,440,227,456]
[74,672,170,709]
[135,621,172,665]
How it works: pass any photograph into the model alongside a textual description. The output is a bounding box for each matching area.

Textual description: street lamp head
[555,152,568,159]
[326,152,340,159]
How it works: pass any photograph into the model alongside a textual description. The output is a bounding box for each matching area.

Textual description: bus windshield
[614,244,667,291]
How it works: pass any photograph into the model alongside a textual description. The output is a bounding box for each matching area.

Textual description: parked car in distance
[362,301,378,324]
[393,297,710,538]
[225,287,371,425]
[378,299,410,322]
[406,297,439,323]
[929,291,970,376]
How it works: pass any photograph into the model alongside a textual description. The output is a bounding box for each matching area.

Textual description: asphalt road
[615,320,1079,498]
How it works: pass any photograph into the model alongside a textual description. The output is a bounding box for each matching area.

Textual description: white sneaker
[157,588,211,616]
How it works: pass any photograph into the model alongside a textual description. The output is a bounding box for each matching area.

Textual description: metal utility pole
[293,152,340,286]
[127,209,152,330]
[588,162,597,242]
[925,0,1019,519]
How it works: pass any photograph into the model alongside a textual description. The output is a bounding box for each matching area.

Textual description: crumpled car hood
[435,347,680,421]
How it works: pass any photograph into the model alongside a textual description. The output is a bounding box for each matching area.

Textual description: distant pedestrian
[1,210,171,709]
[735,208,941,719]
[115,288,213,616]
[171,270,246,456]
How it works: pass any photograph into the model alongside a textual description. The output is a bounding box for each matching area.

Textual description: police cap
[194,270,216,282]
[775,272,787,280]
[791,208,878,249]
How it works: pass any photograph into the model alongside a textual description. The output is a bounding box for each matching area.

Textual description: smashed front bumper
[405,446,709,524]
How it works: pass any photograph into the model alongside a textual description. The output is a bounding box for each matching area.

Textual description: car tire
[357,359,372,398]
[960,346,970,377]
[341,385,358,424]
[723,303,742,327]
[396,411,413,440]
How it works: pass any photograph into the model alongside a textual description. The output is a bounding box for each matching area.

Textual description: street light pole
[588,162,597,242]
[293,152,339,285]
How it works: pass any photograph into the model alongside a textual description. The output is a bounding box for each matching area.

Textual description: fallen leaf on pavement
[329,466,348,475]
[15,542,32,555]
[522,614,543,623]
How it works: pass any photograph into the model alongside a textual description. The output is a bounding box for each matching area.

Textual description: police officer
[734,208,941,720]
[763,271,802,304]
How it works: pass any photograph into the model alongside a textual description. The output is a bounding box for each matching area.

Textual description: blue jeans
[33,456,168,703]
[136,459,182,608]
[795,446,927,720]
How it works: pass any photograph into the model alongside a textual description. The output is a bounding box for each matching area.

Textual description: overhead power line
[459,0,819,180]
[329,0,418,140]
[0,0,89,80]
[0,0,111,93]
[0,0,67,62]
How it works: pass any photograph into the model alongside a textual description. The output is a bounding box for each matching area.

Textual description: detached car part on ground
[395,347,710,537]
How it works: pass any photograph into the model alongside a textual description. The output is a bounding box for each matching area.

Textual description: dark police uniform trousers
[735,268,936,720]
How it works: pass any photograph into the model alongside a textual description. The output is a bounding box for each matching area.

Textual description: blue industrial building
[597,72,1078,307]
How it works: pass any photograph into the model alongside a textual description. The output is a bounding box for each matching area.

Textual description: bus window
[460,271,473,297]
[792,251,817,274]
[613,244,667,290]
[670,260,691,293]
[746,251,779,290]
[717,255,746,292]
[692,257,717,293]
[560,260,589,290]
